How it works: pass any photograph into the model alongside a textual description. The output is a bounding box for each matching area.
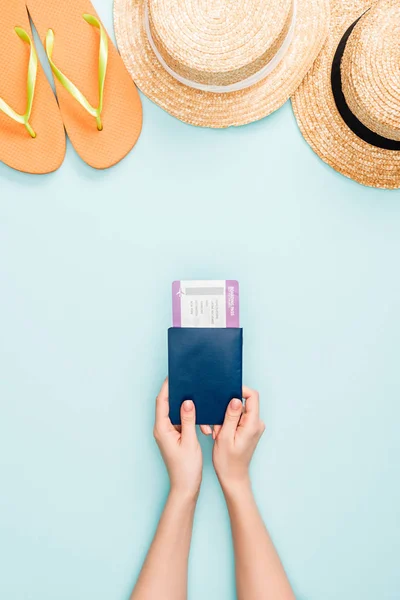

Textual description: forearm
[131,489,198,600]
[223,479,295,600]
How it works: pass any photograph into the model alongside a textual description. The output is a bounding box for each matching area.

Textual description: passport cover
[168,327,243,425]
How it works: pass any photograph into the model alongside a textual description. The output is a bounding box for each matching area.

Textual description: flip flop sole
[27,0,143,170]
[0,0,65,174]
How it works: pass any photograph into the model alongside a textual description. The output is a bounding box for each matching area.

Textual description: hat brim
[114,0,329,128]
[291,0,400,189]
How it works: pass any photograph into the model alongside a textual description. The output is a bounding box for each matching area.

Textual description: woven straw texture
[341,0,400,142]
[292,0,400,189]
[114,0,329,128]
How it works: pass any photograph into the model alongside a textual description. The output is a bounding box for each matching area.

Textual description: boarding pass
[172,280,240,328]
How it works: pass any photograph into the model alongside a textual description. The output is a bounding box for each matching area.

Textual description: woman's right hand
[154,379,203,500]
[211,386,265,493]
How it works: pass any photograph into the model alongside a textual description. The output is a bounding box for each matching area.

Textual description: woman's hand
[212,386,265,493]
[154,379,203,499]
[131,380,203,600]
[210,387,295,600]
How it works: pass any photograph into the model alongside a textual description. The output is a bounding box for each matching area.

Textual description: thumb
[180,400,197,445]
[220,398,243,439]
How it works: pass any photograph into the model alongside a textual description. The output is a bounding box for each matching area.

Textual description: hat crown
[341,0,400,141]
[148,0,293,86]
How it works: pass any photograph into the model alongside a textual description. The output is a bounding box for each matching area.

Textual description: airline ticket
[172,280,240,328]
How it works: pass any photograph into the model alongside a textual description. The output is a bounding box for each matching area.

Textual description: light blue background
[1,1,400,598]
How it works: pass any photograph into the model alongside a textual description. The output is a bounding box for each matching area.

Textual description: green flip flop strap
[46,14,108,131]
[0,27,38,138]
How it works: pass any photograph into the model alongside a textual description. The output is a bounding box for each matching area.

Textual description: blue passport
[168,327,243,425]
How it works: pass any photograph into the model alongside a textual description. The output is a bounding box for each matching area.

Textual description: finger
[243,387,259,416]
[242,385,258,407]
[180,400,197,445]
[155,378,172,431]
[200,425,212,436]
[239,387,260,431]
[220,398,243,439]
[212,425,222,440]
[242,386,254,399]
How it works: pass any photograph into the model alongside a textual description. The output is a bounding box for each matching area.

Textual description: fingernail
[183,400,193,412]
[231,398,242,410]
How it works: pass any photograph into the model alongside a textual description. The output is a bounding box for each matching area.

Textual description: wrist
[169,484,200,505]
[219,475,252,501]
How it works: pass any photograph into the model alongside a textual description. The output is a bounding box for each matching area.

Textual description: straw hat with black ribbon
[292,0,400,189]
[114,0,329,128]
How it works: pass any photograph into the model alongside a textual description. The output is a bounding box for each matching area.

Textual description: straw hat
[292,0,400,189]
[114,0,329,128]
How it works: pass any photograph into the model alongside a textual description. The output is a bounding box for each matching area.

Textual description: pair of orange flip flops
[0,0,142,173]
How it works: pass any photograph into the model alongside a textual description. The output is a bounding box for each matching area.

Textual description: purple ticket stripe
[226,280,240,327]
[172,280,182,327]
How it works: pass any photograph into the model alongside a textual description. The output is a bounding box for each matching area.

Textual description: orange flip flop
[0,0,65,174]
[27,0,142,169]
